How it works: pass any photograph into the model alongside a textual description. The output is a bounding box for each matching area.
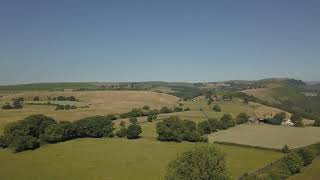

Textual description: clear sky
[1,0,320,85]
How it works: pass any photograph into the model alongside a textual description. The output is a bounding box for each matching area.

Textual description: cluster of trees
[0,114,116,152]
[52,96,77,101]
[119,106,189,119]
[165,144,229,180]
[243,143,320,179]
[156,114,250,143]
[1,97,24,110]
[55,104,77,111]
[116,118,142,139]
[156,116,204,142]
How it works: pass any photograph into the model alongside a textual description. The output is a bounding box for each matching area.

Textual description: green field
[209,123,320,149]
[0,138,283,180]
[290,157,320,180]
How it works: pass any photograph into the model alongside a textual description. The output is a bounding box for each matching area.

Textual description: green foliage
[197,120,211,135]
[160,106,173,113]
[0,135,8,148]
[9,135,40,152]
[182,120,201,142]
[165,144,229,180]
[174,107,183,112]
[116,121,127,138]
[213,104,221,112]
[33,96,40,101]
[291,114,303,127]
[1,102,13,109]
[74,116,114,138]
[282,145,290,153]
[282,152,304,174]
[156,117,202,142]
[55,104,65,110]
[221,114,235,127]
[106,114,117,120]
[156,117,185,142]
[183,107,191,111]
[208,118,219,132]
[296,148,316,166]
[236,113,249,124]
[41,122,76,143]
[143,105,150,110]
[126,119,142,139]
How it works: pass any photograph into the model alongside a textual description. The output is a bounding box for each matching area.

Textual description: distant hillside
[0,82,97,91]
[243,79,320,120]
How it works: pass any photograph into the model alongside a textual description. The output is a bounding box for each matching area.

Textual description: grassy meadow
[0,138,283,180]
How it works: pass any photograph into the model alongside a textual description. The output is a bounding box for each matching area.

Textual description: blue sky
[0,0,320,85]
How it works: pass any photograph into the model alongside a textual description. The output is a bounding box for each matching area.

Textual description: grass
[289,157,320,180]
[0,138,283,180]
[209,123,320,149]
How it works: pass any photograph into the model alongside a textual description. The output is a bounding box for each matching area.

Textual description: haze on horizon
[1,0,320,85]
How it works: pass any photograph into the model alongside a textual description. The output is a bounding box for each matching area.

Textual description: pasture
[209,123,320,149]
[0,138,283,180]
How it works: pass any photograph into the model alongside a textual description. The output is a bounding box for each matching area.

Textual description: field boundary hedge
[213,141,282,152]
[238,142,320,180]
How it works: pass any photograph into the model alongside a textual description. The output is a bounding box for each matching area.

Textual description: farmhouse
[282,119,294,126]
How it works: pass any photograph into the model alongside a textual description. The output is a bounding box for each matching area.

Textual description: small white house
[282,118,294,126]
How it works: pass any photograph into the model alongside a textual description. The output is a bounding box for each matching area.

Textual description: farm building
[282,119,294,126]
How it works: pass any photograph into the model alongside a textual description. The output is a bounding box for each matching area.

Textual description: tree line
[156,113,250,143]
[0,114,142,152]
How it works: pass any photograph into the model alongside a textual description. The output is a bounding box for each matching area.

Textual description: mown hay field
[0,91,178,133]
[0,138,283,180]
[209,123,320,149]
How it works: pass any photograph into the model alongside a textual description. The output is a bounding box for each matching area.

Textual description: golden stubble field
[0,91,179,132]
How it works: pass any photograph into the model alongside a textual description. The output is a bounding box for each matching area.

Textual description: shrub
[41,122,76,143]
[165,144,229,180]
[282,152,304,174]
[149,109,159,116]
[160,106,173,114]
[197,120,211,135]
[70,105,77,109]
[296,148,316,166]
[106,114,117,120]
[174,107,183,112]
[0,136,8,148]
[9,135,40,152]
[156,116,185,142]
[143,105,150,110]
[236,113,249,124]
[183,107,191,111]
[221,114,235,128]
[55,105,65,110]
[147,115,153,122]
[282,145,290,153]
[213,104,221,112]
[182,120,200,142]
[126,119,142,139]
[65,104,71,110]
[291,114,303,127]
[1,103,13,109]
[116,121,127,138]
[74,116,114,138]
[313,119,320,126]
[208,118,220,132]
[33,96,40,101]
